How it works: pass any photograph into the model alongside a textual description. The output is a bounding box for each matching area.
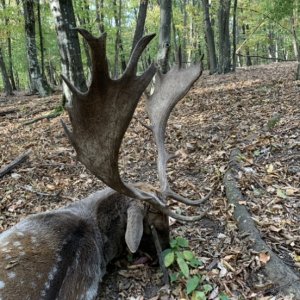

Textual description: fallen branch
[0,109,18,116]
[237,54,295,62]
[23,109,63,125]
[0,149,32,178]
[224,149,300,298]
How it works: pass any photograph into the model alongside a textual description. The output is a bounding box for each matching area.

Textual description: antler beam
[145,58,214,205]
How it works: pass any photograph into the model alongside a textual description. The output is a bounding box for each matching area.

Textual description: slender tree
[1,0,16,90]
[22,0,50,96]
[113,0,126,78]
[0,48,13,96]
[218,0,231,73]
[158,0,172,73]
[202,0,218,74]
[95,0,105,34]
[232,0,238,71]
[49,0,87,104]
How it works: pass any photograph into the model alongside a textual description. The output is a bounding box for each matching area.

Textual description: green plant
[163,236,215,299]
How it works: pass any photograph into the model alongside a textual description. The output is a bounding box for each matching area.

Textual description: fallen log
[0,109,18,116]
[224,148,300,298]
[0,149,32,178]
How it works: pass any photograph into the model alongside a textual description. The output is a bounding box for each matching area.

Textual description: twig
[23,110,62,125]
[0,149,32,178]
[133,116,152,131]
[20,185,61,198]
[150,225,170,286]
[20,185,77,202]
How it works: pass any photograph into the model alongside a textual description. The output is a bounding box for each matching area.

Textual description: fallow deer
[0,29,209,299]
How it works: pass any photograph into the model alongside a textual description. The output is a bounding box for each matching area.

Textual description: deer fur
[0,188,169,300]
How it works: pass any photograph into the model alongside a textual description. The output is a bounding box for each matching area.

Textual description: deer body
[0,188,169,300]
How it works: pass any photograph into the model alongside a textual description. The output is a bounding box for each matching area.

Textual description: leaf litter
[0,62,299,299]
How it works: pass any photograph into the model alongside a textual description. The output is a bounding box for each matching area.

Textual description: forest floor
[0,62,299,300]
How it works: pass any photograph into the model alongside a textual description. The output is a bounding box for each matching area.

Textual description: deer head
[0,29,209,299]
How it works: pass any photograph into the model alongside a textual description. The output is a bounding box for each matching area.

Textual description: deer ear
[125,204,144,253]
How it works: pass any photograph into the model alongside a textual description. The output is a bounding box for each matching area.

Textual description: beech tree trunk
[291,15,300,80]
[49,0,87,104]
[37,0,45,79]
[113,0,126,78]
[95,0,105,34]
[218,0,231,74]
[76,0,92,71]
[22,0,50,97]
[202,0,217,74]
[232,0,238,71]
[1,0,16,90]
[0,48,13,96]
[158,0,172,73]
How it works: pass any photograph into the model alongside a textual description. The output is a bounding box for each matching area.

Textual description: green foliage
[1,0,300,91]
[163,236,227,299]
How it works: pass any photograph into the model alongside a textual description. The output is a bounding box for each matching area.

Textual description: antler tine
[124,33,156,77]
[76,28,110,87]
[146,62,213,206]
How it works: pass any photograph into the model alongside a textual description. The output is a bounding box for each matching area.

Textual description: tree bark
[242,24,252,66]
[0,48,13,96]
[291,14,300,80]
[95,0,105,34]
[131,0,149,53]
[202,0,217,74]
[76,0,92,71]
[49,0,87,104]
[218,0,231,73]
[158,0,172,73]
[37,0,45,78]
[232,0,238,71]
[113,0,126,78]
[22,0,50,97]
[180,0,188,66]
[1,0,16,90]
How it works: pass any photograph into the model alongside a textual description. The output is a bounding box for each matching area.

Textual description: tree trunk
[180,0,188,66]
[22,0,50,97]
[46,61,57,86]
[76,0,92,71]
[113,0,126,78]
[49,0,87,104]
[95,0,105,34]
[232,0,238,71]
[37,0,45,78]
[0,48,13,96]
[131,0,149,53]
[242,24,252,66]
[1,0,16,90]
[158,0,172,73]
[268,26,276,62]
[291,13,300,80]
[202,0,217,74]
[218,0,231,74]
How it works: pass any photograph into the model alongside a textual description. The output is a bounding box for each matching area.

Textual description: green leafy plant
[163,236,230,299]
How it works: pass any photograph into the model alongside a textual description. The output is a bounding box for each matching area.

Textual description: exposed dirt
[0,62,299,299]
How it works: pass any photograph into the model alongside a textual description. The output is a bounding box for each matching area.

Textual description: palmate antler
[146,58,214,206]
[62,29,206,221]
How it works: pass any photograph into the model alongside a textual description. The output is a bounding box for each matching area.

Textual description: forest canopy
[0,0,300,93]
